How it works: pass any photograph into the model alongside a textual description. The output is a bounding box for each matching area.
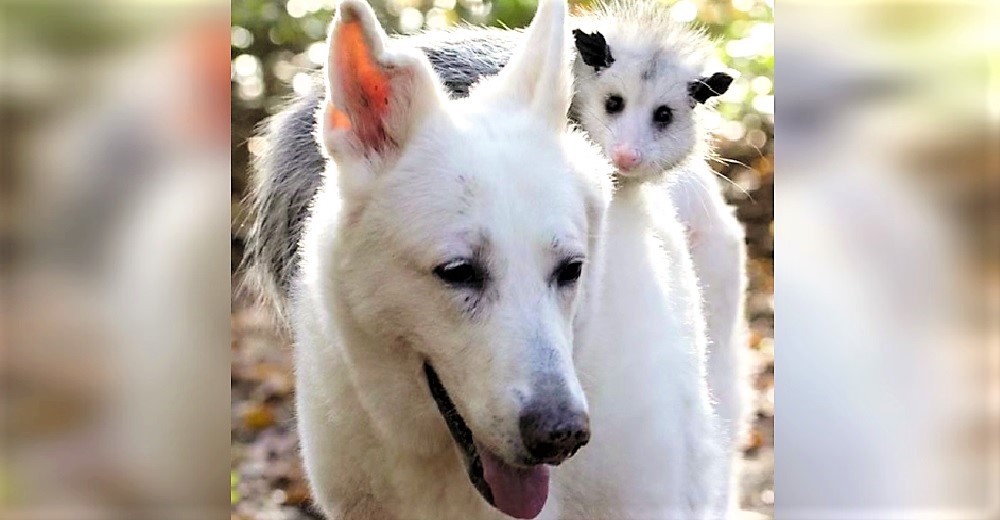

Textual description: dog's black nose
[518,404,590,464]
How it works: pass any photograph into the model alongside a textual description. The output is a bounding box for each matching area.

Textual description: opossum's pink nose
[611,145,642,171]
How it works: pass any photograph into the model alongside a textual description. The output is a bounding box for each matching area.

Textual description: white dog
[248,0,726,517]
[247,17,748,505]
[286,0,610,518]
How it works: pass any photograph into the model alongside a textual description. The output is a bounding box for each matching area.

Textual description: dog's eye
[653,105,672,126]
[554,258,585,287]
[605,94,625,114]
[434,259,485,289]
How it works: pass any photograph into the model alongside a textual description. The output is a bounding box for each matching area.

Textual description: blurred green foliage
[231,0,773,126]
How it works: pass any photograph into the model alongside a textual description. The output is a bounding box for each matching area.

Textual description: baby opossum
[246,1,747,510]
[569,3,748,514]
[571,4,732,179]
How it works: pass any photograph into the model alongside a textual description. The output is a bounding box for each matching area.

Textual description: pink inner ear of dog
[334,20,391,149]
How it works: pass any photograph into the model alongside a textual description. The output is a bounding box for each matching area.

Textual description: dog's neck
[331,295,457,458]
[329,308,500,514]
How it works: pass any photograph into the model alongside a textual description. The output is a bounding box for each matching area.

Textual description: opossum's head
[572,26,732,180]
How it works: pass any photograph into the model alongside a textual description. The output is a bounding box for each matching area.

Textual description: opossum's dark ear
[688,72,733,105]
[572,29,615,72]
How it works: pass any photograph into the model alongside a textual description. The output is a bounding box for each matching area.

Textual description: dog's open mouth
[423,362,550,519]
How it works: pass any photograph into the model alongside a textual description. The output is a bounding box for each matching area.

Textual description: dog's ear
[321,0,444,161]
[688,72,733,106]
[482,0,572,131]
[572,29,614,72]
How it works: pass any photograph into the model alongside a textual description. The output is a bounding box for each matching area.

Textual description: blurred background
[3,1,232,519]
[2,0,997,520]
[229,0,774,519]
[775,2,999,519]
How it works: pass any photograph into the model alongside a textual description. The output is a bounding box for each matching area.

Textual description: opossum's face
[575,57,697,178]
[572,30,731,180]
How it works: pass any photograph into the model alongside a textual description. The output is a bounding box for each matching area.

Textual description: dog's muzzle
[422,361,590,519]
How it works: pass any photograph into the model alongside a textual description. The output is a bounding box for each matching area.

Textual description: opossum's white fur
[573,1,749,513]
[668,159,749,516]
[293,0,611,518]
[562,181,723,519]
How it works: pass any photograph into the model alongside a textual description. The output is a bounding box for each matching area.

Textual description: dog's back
[245,89,324,309]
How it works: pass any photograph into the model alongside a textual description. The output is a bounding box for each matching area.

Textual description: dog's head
[318,1,610,518]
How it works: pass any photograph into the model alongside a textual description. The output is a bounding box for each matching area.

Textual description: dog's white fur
[572,3,749,512]
[293,0,612,518]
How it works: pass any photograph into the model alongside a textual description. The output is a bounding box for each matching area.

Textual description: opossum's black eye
[434,259,485,289]
[653,105,673,127]
[605,95,625,114]
[554,257,585,287]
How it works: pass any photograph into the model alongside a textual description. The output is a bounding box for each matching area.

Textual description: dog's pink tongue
[479,448,550,519]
